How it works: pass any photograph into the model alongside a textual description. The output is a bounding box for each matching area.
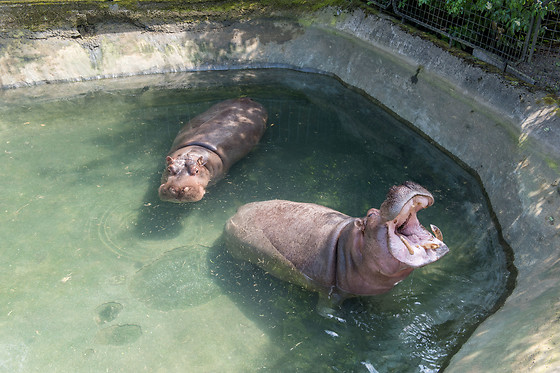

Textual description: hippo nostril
[168,186,180,196]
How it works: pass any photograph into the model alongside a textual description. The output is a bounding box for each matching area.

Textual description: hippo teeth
[422,243,440,250]
[430,224,443,241]
[398,235,415,255]
[398,227,443,254]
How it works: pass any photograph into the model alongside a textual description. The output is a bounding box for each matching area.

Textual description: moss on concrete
[0,0,352,32]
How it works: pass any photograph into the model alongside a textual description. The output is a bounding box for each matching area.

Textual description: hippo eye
[187,165,199,175]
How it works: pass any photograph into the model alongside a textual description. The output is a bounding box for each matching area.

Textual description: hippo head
[158,154,209,202]
[366,181,449,269]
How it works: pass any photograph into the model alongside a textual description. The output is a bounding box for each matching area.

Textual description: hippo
[224,181,449,303]
[159,97,268,202]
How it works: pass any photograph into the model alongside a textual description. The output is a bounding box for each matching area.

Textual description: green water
[0,69,511,372]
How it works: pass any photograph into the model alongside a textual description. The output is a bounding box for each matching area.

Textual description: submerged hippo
[159,97,267,202]
[224,181,449,302]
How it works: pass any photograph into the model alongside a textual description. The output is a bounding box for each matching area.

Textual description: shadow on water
[203,239,453,372]
[128,226,501,371]
[132,237,365,371]
[204,240,346,371]
[126,237,370,370]
[88,87,195,239]
[132,172,190,240]
[70,85,239,240]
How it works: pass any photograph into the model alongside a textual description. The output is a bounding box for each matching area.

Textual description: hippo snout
[158,183,204,203]
[159,183,179,200]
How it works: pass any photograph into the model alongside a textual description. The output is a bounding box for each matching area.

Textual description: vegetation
[397,0,558,37]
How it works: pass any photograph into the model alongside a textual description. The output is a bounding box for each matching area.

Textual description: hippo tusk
[399,235,415,255]
[430,224,443,241]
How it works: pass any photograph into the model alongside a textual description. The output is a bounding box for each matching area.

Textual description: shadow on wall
[77,19,301,74]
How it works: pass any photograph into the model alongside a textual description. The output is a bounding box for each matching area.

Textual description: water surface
[0,69,510,372]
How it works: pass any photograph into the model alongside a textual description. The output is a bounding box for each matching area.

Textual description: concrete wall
[1,8,559,371]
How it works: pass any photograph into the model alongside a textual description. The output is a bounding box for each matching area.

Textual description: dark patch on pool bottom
[95,324,142,346]
[94,302,123,325]
[129,245,220,310]
[82,348,95,359]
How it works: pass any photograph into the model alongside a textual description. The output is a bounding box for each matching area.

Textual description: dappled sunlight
[526,180,557,219]
[512,103,560,235]
[450,280,560,372]
[519,103,560,156]
[510,293,560,372]
[230,29,260,56]
[520,105,556,133]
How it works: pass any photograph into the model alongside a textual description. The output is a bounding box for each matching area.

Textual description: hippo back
[170,98,268,171]
[225,200,354,290]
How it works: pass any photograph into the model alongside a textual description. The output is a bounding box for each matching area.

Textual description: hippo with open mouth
[224,181,449,302]
[159,97,267,202]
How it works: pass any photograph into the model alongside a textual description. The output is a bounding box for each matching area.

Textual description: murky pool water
[0,69,511,372]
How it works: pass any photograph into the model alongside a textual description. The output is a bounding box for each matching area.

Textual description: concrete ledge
[1,8,559,372]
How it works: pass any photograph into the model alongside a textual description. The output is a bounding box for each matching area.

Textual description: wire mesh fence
[364,0,560,90]
[530,11,560,61]
[390,0,532,63]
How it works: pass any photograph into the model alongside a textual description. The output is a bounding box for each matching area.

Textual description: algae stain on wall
[76,38,103,70]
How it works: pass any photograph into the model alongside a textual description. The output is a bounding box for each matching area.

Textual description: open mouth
[386,194,449,267]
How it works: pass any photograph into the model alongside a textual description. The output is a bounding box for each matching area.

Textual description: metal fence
[529,10,560,62]
[366,0,559,78]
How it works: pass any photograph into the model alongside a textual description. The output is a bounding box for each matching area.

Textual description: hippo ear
[197,156,207,167]
[354,218,366,233]
[166,156,174,165]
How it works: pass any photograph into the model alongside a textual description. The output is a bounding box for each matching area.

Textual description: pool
[0,69,511,372]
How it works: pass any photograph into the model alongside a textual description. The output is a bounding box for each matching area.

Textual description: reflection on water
[0,69,511,372]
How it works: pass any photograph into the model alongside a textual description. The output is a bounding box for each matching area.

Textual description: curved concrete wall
[1,9,559,372]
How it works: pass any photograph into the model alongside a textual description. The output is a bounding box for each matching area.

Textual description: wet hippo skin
[225,182,449,301]
[159,97,268,202]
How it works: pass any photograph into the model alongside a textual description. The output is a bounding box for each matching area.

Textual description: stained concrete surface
[1,7,559,372]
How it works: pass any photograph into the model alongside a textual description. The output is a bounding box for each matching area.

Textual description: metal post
[521,15,536,63]
[527,16,542,63]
